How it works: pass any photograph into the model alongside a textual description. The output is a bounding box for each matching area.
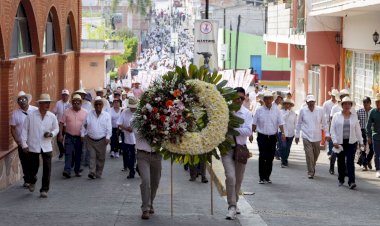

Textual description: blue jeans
[279,134,294,166]
[64,134,83,174]
[372,139,380,171]
[337,139,356,184]
[123,143,136,176]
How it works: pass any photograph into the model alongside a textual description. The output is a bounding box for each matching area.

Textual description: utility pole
[205,0,209,19]
[223,8,226,69]
[229,22,232,69]
[234,15,241,71]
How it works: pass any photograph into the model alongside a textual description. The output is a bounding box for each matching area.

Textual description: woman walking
[279,99,297,168]
[110,99,122,158]
[330,97,364,189]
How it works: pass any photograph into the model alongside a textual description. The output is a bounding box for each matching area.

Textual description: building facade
[0,0,81,189]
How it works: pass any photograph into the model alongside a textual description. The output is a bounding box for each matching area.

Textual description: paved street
[242,140,380,226]
[0,153,240,226]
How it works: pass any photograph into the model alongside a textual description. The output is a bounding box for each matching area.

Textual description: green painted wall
[224,30,290,71]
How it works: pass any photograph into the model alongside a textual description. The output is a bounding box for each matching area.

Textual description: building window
[65,18,73,51]
[11,4,32,58]
[43,12,56,54]
[353,52,374,107]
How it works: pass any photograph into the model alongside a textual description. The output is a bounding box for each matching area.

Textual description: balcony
[311,0,380,16]
[81,39,124,55]
[264,2,306,45]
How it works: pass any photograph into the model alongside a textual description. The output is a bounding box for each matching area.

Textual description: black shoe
[338,181,344,187]
[58,153,64,159]
[349,183,357,190]
[127,175,134,179]
[266,179,272,184]
[189,177,196,182]
[258,180,265,184]
[329,169,334,175]
[88,174,95,179]
[308,175,314,179]
[78,168,83,173]
[368,162,373,170]
[62,171,71,178]
[201,177,208,183]
[75,173,82,177]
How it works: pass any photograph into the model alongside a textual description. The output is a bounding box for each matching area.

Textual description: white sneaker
[110,151,115,158]
[225,206,236,220]
[115,152,120,158]
[376,171,380,178]
[236,207,241,214]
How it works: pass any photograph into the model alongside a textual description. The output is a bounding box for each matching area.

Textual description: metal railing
[81,39,124,51]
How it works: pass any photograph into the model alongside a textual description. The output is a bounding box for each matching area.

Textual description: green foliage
[111,0,120,13]
[82,11,103,18]
[128,0,152,16]
[111,36,138,67]
[110,71,118,80]
[85,22,109,40]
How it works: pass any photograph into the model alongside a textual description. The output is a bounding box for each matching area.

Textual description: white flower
[145,104,153,112]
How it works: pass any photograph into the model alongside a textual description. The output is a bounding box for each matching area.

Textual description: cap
[62,89,70,95]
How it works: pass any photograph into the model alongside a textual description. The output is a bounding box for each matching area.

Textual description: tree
[111,36,138,67]
[111,0,120,13]
[128,0,152,16]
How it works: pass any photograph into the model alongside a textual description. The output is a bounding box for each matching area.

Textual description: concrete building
[0,0,81,189]
[264,0,341,108]
[212,3,291,85]
[310,0,380,107]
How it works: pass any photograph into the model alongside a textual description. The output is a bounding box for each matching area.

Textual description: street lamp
[335,33,342,45]
[373,31,380,45]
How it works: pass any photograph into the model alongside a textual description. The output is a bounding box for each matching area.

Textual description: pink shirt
[133,88,144,99]
[61,108,88,136]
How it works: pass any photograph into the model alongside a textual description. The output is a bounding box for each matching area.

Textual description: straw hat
[94,96,103,102]
[306,95,316,103]
[74,88,87,95]
[128,96,139,108]
[16,91,32,104]
[340,96,354,105]
[374,93,380,102]
[339,89,350,96]
[283,98,295,107]
[263,91,273,98]
[36,94,54,103]
[72,94,82,101]
[328,89,339,97]
[94,87,105,93]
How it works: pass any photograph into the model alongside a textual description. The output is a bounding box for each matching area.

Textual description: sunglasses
[18,98,28,103]
[72,101,81,105]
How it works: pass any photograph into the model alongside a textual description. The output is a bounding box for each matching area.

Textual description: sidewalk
[0,153,240,226]
[211,138,380,226]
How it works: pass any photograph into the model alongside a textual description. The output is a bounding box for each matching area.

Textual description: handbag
[233,136,250,164]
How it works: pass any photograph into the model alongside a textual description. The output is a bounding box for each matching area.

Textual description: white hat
[340,96,355,106]
[61,89,70,95]
[375,93,380,102]
[328,89,339,97]
[283,98,295,106]
[74,88,87,95]
[339,89,350,96]
[263,91,273,98]
[72,94,82,101]
[36,93,54,103]
[94,96,103,102]
[306,95,316,103]
[95,87,105,93]
[128,96,139,109]
[16,91,32,104]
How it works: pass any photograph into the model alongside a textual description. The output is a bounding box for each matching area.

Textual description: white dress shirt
[10,105,38,144]
[117,109,136,145]
[135,132,154,152]
[323,99,335,123]
[234,106,253,145]
[330,112,363,145]
[110,107,122,128]
[253,105,284,136]
[81,110,112,140]
[280,109,297,137]
[21,110,59,153]
[296,106,329,142]
[53,100,72,121]
[81,101,93,113]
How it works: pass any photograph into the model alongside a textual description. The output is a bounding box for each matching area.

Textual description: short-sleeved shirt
[61,108,88,136]
[117,109,136,145]
[9,105,38,144]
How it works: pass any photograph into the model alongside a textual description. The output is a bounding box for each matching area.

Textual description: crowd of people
[136,9,194,72]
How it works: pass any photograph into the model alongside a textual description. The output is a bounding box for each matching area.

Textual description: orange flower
[173,89,182,97]
[165,100,174,108]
